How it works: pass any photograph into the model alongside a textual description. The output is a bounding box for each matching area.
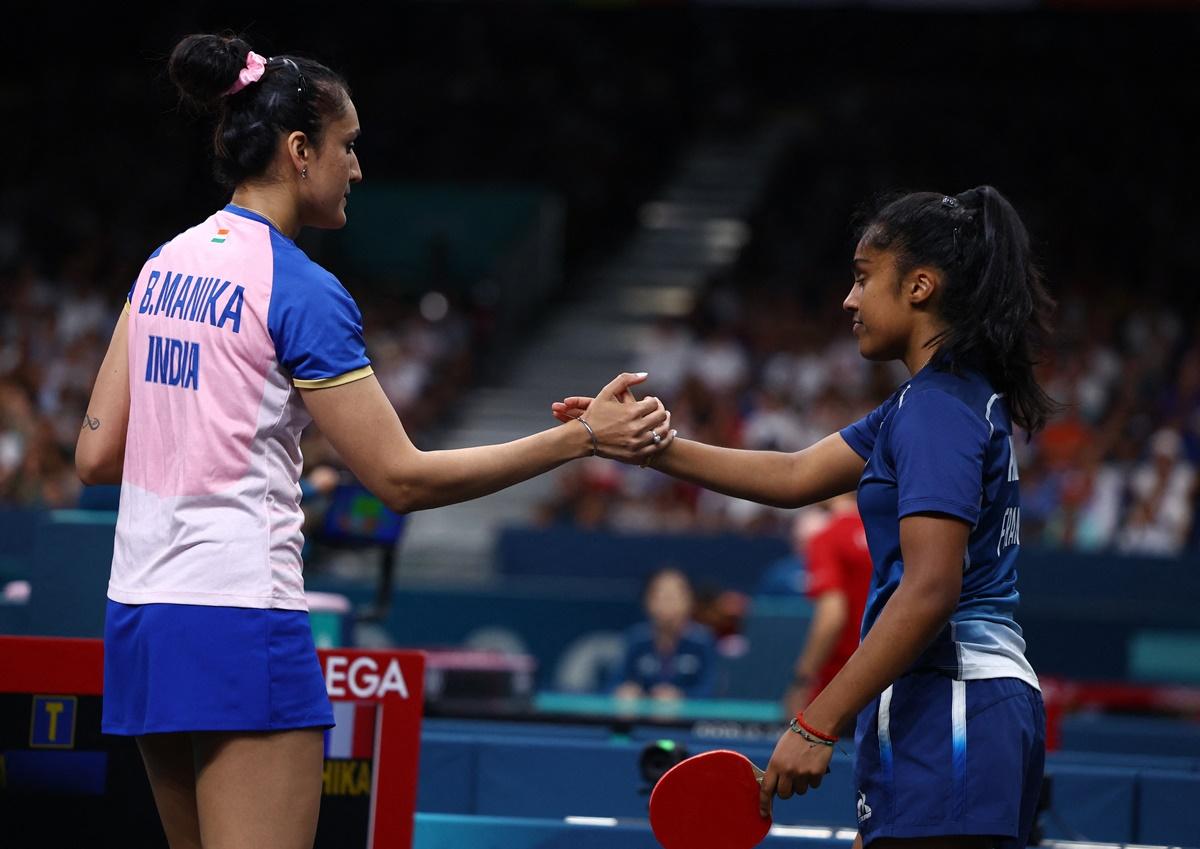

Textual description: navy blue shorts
[102,600,334,736]
[853,672,1045,848]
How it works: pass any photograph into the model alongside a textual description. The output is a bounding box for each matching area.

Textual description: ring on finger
[651,431,663,445]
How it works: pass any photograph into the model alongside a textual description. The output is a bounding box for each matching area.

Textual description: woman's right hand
[576,373,674,464]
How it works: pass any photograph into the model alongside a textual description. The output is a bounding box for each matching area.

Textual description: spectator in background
[742,389,812,453]
[784,493,872,716]
[0,378,78,506]
[631,317,695,399]
[0,380,34,496]
[1037,393,1093,474]
[689,326,749,395]
[1118,427,1197,556]
[1041,457,1105,551]
[611,567,717,701]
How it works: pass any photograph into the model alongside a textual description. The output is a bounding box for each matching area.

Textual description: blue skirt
[102,600,335,736]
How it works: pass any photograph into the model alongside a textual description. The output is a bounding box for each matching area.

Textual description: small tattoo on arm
[83,414,100,431]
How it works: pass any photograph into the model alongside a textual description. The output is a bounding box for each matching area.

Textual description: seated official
[610,568,717,701]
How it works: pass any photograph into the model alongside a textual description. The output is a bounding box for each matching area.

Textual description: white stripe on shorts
[878,684,894,779]
[951,679,967,750]
[951,678,968,817]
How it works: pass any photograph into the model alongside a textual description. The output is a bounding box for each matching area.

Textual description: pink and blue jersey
[108,204,372,611]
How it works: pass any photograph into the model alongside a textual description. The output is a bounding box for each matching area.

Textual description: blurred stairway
[398,121,799,582]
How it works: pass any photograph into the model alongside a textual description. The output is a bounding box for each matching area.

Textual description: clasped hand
[560,372,675,464]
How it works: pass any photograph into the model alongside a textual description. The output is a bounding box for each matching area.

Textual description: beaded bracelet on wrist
[794,712,839,743]
[788,718,835,747]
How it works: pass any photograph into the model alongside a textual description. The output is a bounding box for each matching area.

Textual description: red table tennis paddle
[648,749,772,849]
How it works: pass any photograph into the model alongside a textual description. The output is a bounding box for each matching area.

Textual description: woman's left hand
[758,728,834,818]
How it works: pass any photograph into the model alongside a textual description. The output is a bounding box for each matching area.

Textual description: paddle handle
[750,761,831,785]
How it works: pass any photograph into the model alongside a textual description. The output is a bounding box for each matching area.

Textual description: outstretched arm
[302,372,672,513]
[553,398,863,508]
[647,434,864,509]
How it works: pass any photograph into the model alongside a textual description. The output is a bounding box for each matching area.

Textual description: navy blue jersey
[840,367,1038,688]
[611,623,717,697]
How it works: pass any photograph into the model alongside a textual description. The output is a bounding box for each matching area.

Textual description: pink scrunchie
[224,51,267,96]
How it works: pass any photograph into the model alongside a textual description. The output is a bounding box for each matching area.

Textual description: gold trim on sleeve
[293,365,374,389]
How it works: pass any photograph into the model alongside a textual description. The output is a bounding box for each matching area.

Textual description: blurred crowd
[1,7,699,512]
[530,8,1200,559]
[0,10,690,506]
[13,234,1196,559]
[537,278,1200,558]
[0,244,475,509]
[6,7,1200,562]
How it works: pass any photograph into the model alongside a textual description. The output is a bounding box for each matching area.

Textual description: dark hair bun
[166,34,349,189]
[169,33,254,112]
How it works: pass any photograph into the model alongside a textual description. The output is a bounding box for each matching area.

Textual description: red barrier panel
[0,636,424,849]
[318,648,425,849]
[1041,675,1200,750]
[0,636,104,695]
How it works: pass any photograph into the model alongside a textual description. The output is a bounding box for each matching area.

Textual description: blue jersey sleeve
[839,397,893,460]
[268,241,372,388]
[889,388,989,524]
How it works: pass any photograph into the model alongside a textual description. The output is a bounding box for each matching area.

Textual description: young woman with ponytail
[555,186,1055,848]
[77,33,671,849]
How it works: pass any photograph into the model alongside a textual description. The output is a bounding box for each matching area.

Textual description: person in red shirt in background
[784,492,873,726]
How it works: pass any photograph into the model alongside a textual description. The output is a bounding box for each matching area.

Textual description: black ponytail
[168,33,351,189]
[860,186,1059,433]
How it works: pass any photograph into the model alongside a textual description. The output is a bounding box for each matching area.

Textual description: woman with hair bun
[77,33,672,848]
[555,186,1055,849]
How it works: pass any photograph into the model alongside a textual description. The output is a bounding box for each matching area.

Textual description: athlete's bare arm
[758,513,969,815]
[651,433,865,509]
[76,310,131,485]
[302,372,670,513]
[553,397,863,508]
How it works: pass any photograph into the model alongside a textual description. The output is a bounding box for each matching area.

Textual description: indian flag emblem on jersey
[211,228,230,244]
